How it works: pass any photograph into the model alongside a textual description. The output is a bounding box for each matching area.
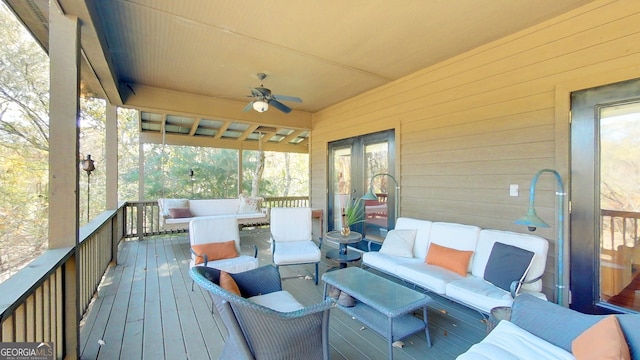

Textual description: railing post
[137,203,145,240]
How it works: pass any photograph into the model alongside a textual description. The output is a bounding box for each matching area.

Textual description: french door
[328,130,395,244]
[571,78,640,313]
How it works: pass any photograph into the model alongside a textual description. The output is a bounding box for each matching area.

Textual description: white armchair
[189,216,259,279]
[270,207,322,285]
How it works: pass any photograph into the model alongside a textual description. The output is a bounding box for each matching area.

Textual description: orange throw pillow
[219,271,241,296]
[425,243,473,276]
[192,240,239,265]
[572,315,630,360]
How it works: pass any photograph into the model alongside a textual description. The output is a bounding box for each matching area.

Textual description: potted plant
[341,197,365,236]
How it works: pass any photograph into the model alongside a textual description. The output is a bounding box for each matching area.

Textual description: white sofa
[362,217,549,313]
[158,197,269,231]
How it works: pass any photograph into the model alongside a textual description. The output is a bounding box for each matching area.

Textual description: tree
[0,2,50,282]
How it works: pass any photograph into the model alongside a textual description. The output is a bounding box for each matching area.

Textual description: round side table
[487,306,512,333]
[325,230,362,269]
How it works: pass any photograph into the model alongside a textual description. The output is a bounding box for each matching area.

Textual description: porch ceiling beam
[139,132,308,154]
[281,130,305,144]
[238,125,260,142]
[214,121,231,139]
[58,0,123,105]
[188,118,201,136]
[124,84,312,130]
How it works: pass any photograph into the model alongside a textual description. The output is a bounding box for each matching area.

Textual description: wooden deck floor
[79,227,486,359]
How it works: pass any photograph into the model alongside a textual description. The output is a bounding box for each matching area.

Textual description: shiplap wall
[310,0,640,298]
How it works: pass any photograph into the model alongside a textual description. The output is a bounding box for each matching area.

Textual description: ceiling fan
[242,73,302,114]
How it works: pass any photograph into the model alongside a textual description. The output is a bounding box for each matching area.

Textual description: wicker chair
[190,265,332,360]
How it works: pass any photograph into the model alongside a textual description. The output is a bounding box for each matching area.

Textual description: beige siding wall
[310,0,640,297]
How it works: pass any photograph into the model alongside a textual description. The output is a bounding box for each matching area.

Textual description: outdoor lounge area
[4,1,640,359]
[79,227,486,359]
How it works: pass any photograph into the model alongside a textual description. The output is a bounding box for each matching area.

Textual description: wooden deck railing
[0,196,307,358]
[123,196,310,238]
[0,203,126,358]
[600,209,640,250]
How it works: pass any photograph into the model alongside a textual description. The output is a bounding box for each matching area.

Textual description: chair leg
[315,263,319,285]
[191,280,194,291]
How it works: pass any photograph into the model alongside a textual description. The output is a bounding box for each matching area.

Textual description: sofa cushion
[445,276,514,313]
[362,252,422,275]
[169,207,193,219]
[192,240,239,265]
[426,243,473,276]
[429,222,480,272]
[190,199,241,216]
[190,255,259,273]
[456,320,574,360]
[272,241,321,265]
[159,198,189,217]
[238,194,263,214]
[572,315,630,360]
[396,262,464,295]
[472,230,548,292]
[395,217,433,259]
[220,270,241,296]
[248,290,304,312]
[483,242,535,292]
[379,229,417,258]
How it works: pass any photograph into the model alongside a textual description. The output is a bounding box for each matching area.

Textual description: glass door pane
[364,142,389,242]
[599,102,640,311]
[331,146,352,231]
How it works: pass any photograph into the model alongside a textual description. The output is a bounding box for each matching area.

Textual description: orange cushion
[572,315,630,360]
[219,271,241,296]
[425,243,473,276]
[192,240,239,265]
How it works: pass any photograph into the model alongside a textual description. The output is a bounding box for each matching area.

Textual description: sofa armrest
[509,274,542,298]
[510,294,601,352]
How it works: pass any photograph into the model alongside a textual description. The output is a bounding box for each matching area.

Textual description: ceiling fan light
[253,100,269,112]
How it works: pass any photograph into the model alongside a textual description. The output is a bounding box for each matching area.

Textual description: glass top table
[322,267,432,359]
[324,230,362,268]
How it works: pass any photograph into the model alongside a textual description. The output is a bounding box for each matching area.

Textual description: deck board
[119,237,147,359]
[96,236,135,360]
[80,227,486,359]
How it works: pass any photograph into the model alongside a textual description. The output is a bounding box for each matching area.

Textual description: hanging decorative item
[81,154,95,222]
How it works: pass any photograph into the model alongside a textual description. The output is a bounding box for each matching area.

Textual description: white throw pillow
[237,194,263,214]
[379,229,417,258]
[160,198,189,217]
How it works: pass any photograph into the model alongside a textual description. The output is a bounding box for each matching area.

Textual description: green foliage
[343,197,365,226]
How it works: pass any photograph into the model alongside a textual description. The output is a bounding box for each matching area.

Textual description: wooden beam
[238,124,260,142]
[188,118,201,136]
[139,132,308,154]
[105,104,118,211]
[214,121,231,139]
[124,84,312,130]
[281,129,305,144]
[48,3,80,358]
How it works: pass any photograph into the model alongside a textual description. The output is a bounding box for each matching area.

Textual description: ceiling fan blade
[242,101,255,112]
[269,99,292,113]
[273,94,302,103]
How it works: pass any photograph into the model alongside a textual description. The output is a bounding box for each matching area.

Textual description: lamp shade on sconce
[515,207,550,231]
[361,190,378,201]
